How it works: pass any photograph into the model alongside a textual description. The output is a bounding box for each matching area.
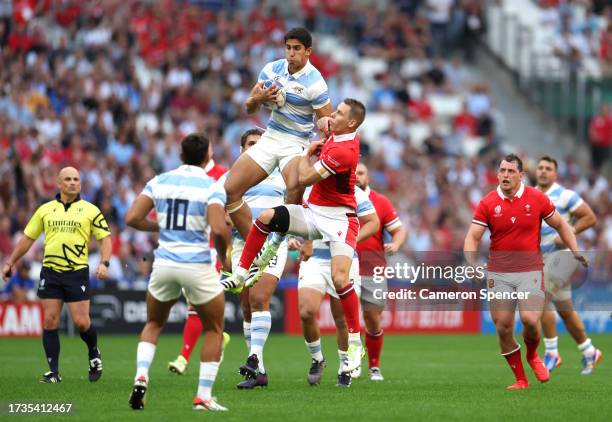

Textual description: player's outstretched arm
[356,212,380,243]
[546,211,589,267]
[125,195,159,232]
[2,235,35,280]
[463,223,486,268]
[208,203,230,271]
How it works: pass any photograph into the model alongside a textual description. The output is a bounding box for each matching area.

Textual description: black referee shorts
[38,267,91,302]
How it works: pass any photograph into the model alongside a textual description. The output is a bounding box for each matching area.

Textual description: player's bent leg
[491,307,529,389]
[192,292,228,411]
[41,299,63,383]
[225,153,269,240]
[519,306,549,383]
[555,302,603,374]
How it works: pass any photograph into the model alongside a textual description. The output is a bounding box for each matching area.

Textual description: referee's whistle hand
[96,264,109,280]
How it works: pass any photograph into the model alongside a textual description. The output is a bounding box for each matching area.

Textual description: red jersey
[308,132,360,210]
[205,160,228,272]
[472,184,556,272]
[357,187,402,276]
[205,160,228,181]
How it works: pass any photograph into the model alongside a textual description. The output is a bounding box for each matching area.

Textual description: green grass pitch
[1,334,611,421]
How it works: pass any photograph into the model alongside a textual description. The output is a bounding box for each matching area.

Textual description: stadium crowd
[0,0,610,293]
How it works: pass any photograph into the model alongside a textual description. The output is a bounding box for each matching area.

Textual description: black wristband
[101,260,110,268]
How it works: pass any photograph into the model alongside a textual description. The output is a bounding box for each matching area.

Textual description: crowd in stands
[0,0,609,295]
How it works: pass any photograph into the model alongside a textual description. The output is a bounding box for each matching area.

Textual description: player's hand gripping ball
[262,79,286,110]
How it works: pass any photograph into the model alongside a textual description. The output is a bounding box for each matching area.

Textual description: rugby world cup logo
[524,204,531,216]
[494,205,502,217]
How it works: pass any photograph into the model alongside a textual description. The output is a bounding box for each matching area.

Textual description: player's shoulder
[33,199,58,215]
[480,189,500,206]
[264,58,287,74]
[524,185,549,201]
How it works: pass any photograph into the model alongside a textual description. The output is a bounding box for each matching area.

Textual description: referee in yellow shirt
[2,167,112,383]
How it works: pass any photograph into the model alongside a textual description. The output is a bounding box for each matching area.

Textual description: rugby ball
[261,79,286,110]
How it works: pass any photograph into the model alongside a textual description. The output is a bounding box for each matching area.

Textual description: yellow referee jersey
[23,194,111,272]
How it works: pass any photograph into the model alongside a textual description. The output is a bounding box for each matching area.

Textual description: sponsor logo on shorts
[488,278,495,288]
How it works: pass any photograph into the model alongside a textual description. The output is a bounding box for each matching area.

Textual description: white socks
[135,341,156,382]
[250,311,272,373]
[197,361,220,400]
[544,337,558,355]
[578,338,596,357]
[306,339,324,362]
[243,321,251,351]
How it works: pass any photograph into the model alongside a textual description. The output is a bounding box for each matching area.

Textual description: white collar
[363,186,371,196]
[497,182,525,200]
[204,159,215,173]
[179,164,207,175]
[332,132,357,142]
[286,60,311,79]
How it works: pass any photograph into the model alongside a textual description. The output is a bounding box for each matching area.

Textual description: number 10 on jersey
[165,199,189,230]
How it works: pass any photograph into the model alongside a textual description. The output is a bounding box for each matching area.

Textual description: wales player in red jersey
[464,154,588,390]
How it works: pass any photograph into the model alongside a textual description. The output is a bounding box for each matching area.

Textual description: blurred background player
[168,140,229,376]
[354,163,407,381]
[0,261,35,303]
[298,185,379,387]
[2,167,111,384]
[223,99,367,374]
[464,154,588,390]
[125,134,230,411]
[223,27,332,241]
[535,156,603,375]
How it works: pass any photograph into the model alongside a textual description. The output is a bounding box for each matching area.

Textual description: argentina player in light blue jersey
[214,128,290,389]
[535,156,602,375]
[124,134,231,412]
[297,186,379,387]
[224,27,333,243]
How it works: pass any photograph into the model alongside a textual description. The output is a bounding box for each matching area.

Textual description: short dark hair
[538,155,558,170]
[500,153,523,172]
[240,128,264,148]
[181,133,210,166]
[284,27,312,49]
[343,98,366,127]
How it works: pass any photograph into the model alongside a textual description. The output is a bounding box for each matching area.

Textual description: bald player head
[57,167,81,200]
[356,162,369,190]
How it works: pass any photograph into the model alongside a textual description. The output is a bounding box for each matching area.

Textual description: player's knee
[73,316,90,331]
[331,272,349,289]
[495,323,513,338]
[249,292,268,311]
[257,206,289,232]
[299,304,317,322]
[44,314,60,330]
[520,315,540,330]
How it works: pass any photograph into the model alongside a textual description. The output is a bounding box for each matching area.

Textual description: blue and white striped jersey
[540,182,584,254]
[310,186,376,260]
[258,59,330,140]
[142,165,223,264]
[212,168,287,240]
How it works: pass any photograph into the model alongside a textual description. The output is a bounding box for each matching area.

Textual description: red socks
[238,220,269,270]
[523,335,541,361]
[180,313,203,361]
[503,346,528,382]
[336,284,361,334]
[366,330,384,368]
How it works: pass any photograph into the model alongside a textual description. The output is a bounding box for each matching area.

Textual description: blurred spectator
[1,261,35,303]
[588,103,612,170]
